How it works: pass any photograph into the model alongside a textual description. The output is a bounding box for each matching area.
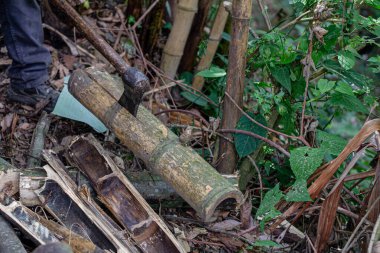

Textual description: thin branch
[132,0,160,30]
[224,92,310,146]
[256,0,272,30]
[217,129,290,157]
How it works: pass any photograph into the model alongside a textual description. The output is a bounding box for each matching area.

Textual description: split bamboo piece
[66,134,185,253]
[68,68,243,222]
[192,1,230,91]
[160,0,198,80]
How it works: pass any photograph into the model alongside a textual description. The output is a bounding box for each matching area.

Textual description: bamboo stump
[68,68,243,222]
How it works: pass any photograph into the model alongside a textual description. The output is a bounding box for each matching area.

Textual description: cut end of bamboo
[201,187,243,222]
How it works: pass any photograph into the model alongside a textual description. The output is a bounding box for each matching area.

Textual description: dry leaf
[210,219,241,231]
[313,26,328,44]
[315,183,343,252]
[18,123,31,130]
[1,113,14,132]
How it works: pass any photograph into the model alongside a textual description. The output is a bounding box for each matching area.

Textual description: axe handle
[51,0,129,74]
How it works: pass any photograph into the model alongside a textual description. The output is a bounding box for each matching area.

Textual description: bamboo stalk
[160,0,198,80]
[217,0,252,174]
[68,68,243,221]
[179,0,213,72]
[192,1,230,91]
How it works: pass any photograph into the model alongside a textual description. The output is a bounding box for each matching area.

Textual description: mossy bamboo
[68,68,243,221]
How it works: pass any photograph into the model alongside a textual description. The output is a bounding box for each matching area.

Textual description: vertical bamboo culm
[192,1,230,91]
[217,0,252,174]
[160,0,198,81]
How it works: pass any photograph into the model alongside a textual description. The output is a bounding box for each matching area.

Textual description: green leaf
[256,184,283,219]
[234,113,267,158]
[323,60,372,87]
[180,91,208,107]
[285,179,312,202]
[335,81,354,96]
[330,92,369,113]
[365,0,380,9]
[317,79,335,94]
[338,51,356,70]
[253,240,281,247]
[317,131,347,156]
[290,147,325,180]
[271,66,291,93]
[196,66,226,78]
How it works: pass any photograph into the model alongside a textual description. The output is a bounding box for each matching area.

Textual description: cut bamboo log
[192,1,230,91]
[68,68,243,222]
[217,0,252,174]
[66,134,185,253]
[160,0,198,80]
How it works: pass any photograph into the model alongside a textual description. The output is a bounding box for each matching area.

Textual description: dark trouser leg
[0,0,51,89]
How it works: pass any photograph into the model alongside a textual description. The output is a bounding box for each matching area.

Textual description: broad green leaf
[253,240,281,247]
[335,81,354,96]
[196,66,226,78]
[234,113,267,158]
[317,79,335,94]
[271,66,291,93]
[338,51,356,70]
[323,60,373,87]
[330,92,369,113]
[317,131,347,156]
[180,91,208,107]
[365,0,380,9]
[285,179,312,202]
[290,147,325,180]
[256,184,283,219]
[179,71,193,85]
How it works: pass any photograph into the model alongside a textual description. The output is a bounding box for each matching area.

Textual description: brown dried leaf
[62,54,76,70]
[315,182,343,252]
[18,123,31,130]
[368,155,380,223]
[240,198,253,229]
[313,26,328,44]
[210,219,241,231]
[1,113,14,132]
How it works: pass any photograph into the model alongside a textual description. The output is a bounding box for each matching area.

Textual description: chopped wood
[42,151,139,253]
[0,201,60,245]
[68,67,243,221]
[27,111,51,168]
[66,134,185,253]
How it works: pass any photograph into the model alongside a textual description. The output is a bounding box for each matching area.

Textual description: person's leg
[0,0,58,111]
[0,0,51,88]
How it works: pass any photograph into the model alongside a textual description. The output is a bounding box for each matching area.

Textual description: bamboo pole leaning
[160,0,198,81]
[217,0,252,174]
[192,1,230,91]
[68,67,243,222]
